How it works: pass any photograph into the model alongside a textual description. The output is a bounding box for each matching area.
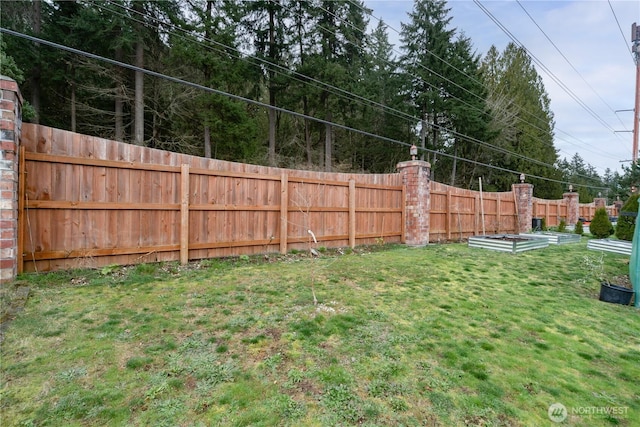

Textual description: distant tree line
[1,0,633,201]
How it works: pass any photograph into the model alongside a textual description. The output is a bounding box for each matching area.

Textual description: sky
[363,0,640,176]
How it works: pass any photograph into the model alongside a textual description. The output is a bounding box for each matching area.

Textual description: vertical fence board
[349,180,356,248]
[21,124,608,272]
[180,165,190,264]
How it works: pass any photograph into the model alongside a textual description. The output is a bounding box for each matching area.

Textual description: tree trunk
[202,0,213,158]
[267,3,277,166]
[204,125,211,158]
[305,116,312,167]
[420,113,426,162]
[268,107,276,165]
[324,112,332,172]
[450,143,457,186]
[134,40,144,145]
[70,79,76,132]
[30,0,41,124]
[115,44,124,142]
[134,2,145,146]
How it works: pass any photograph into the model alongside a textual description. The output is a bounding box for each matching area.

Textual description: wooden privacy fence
[16,124,618,274]
[533,198,567,227]
[19,125,404,272]
[579,204,617,219]
[429,181,518,241]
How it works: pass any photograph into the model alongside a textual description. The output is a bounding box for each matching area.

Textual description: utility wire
[0,27,609,190]
[104,0,594,179]
[356,0,624,170]
[274,0,618,179]
[516,0,630,132]
[608,0,636,64]
[474,0,618,136]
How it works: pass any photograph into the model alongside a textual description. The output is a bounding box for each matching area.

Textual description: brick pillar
[0,77,22,283]
[614,199,622,215]
[512,183,533,233]
[593,197,607,209]
[563,192,579,226]
[397,160,431,246]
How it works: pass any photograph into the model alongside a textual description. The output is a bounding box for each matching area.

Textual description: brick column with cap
[512,183,533,233]
[593,197,607,209]
[0,77,22,283]
[397,160,431,246]
[563,192,579,225]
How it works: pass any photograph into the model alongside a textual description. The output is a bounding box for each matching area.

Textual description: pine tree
[480,43,561,196]
[590,208,613,239]
[615,195,639,241]
[399,0,454,165]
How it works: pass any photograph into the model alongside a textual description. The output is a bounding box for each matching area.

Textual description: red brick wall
[0,77,22,282]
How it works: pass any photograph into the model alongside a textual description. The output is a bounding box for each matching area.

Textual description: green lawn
[1,242,638,426]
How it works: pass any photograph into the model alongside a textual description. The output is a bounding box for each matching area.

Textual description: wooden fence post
[280,173,288,254]
[349,179,356,249]
[446,188,452,240]
[496,194,501,234]
[180,164,190,264]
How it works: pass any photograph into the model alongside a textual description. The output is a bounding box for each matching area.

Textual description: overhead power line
[474,0,619,137]
[357,0,624,170]
[516,0,629,132]
[0,27,609,190]
[102,0,595,179]
[608,0,637,64]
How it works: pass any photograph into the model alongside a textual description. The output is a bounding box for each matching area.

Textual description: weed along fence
[17,125,404,273]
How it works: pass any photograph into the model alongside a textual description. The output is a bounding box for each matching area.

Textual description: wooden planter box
[468,234,549,254]
[519,232,581,245]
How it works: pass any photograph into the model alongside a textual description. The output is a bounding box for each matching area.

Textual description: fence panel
[429,182,517,241]
[19,124,404,272]
[19,124,620,273]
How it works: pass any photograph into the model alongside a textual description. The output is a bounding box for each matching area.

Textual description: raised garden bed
[587,239,632,256]
[519,232,581,245]
[468,234,549,254]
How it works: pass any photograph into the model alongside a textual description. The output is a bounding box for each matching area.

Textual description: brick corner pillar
[593,197,607,209]
[563,192,579,226]
[397,160,431,246]
[614,199,623,215]
[0,76,23,283]
[512,183,533,233]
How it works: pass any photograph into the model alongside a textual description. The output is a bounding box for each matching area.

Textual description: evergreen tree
[590,207,612,239]
[615,194,639,241]
[242,0,290,166]
[399,0,454,165]
[557,153,604,203]
[480,43,561,196]
[354,20,408,172]
[170,0,260,160]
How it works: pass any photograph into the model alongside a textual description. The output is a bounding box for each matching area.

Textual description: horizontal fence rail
[429,182,518,241]
[17,124,619,273]
[19,125,403,272]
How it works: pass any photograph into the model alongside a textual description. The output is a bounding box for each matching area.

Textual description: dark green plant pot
[599,282,634,305]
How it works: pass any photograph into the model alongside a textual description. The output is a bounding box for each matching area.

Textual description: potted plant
[584,254,635,305]
[600,278,635,305]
